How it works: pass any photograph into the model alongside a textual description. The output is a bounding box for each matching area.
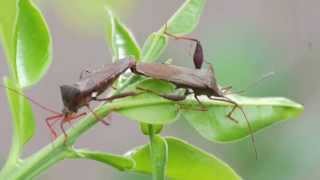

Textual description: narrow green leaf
[4,77,35,146]
[126,137,241,180]
[141,33,167,62]
[70,149,135,171]
[181,95,304,142]
[149,135,168,180]
[0,0,18,77]
[166,0,206,35]
[15,0,52,87]
[106,9,141,60]
[141,0,206,62]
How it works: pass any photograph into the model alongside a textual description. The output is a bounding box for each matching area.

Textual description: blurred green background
[0,0,316,179]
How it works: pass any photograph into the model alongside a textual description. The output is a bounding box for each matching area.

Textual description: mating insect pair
[1,29,256,158]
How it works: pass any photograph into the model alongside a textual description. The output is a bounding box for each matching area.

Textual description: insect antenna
[226,98,258,160]
[236,103,258,160]
[226,72,275,95]
[0,84,61,115]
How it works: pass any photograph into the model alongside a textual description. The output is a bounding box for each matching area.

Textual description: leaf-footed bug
[1,58,139,143]
[131,62,258,158]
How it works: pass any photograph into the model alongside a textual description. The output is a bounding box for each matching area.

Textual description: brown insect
[131,62,258,158]
[2,58,138,143]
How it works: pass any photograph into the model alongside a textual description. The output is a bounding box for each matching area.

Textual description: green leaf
[181,95,304,142]
[15,0,52,87]
[106,9,141,60]
[0,0,18,76]
[141,0,206,62]
[141,33,167,62]
[166,0,207,35]
[108,84,302,137]
[116,79,180,125]
[70,149,135,171]
[4,77,35,146]
[126,137,241,180]
[116,92,179,125]
[148,135,168,180]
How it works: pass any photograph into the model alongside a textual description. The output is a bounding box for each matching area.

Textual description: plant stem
[3,91,174,179]
[148,125,168,180]
[6,107,103,179]
[0,131,21,178]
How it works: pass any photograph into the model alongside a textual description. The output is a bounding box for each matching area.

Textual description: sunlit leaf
[141,33,167,62]
[71,149,134,171]
[0,0,18,75]
[116,79,180,125]
[141,0,206,62]
[106,9,141,60]
[166,0,206,35]
[15,0,52,87]
[126,137,241,180]
[4,78,35,146]
[181,95,303,142]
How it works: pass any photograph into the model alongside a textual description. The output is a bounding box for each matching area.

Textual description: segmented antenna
[233,72,275,94]
[0,84,61,115]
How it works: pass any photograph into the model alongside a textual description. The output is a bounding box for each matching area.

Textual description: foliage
[0,0,303,179]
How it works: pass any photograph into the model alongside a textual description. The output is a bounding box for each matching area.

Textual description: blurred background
[0,0,317,179]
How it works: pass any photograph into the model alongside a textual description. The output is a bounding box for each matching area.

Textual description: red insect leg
[45,114,64,140]
[60,112,87,144]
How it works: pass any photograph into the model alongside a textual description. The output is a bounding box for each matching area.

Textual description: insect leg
[163,24,203,69]
[208,96,258,159]
[93,92,142,102]
[163,24,199,43]
[60,118,68,144]
[136,86,187,101]
[59,112,87,144]
[208,96,239,123]
[85,104,110,126]
[194,94,208,110]
[46,114,64,140]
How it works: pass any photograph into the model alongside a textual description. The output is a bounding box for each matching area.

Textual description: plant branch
[148,125,168,180]
[3,80,173,179]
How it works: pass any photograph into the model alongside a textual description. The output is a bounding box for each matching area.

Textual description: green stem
[0,130,21,178]
[2,88,174,179]
[6,107,102,180]
[148,125,167,180]
[0,74,136,179]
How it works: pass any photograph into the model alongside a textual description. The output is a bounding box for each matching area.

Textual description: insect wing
[76,59,133,91]
[136,64,208,88]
